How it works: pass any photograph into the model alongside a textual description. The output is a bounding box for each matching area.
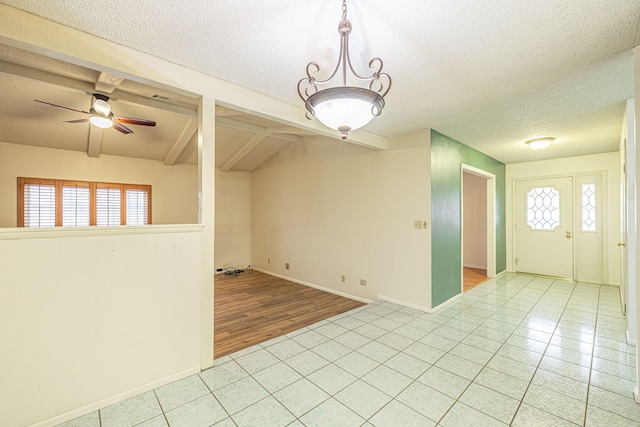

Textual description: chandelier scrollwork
[297,0,391,139]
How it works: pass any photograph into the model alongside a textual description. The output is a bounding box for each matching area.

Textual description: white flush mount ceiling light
[526,137,555,150]
[297,0,391,140]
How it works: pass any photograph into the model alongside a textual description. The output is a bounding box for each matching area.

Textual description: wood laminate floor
[463,267,488,292]
[214,269,365,358]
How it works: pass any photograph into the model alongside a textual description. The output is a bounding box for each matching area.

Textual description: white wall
[215,169,252,270]
[252,130,432,309]
[0,226,203,427]
[0,142,198,227]
[506,151,621,285]
[463,172,487,269]
[0,1,396,426]
[633,46,640,403]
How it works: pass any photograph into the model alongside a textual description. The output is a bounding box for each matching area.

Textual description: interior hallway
[464,267,488,292]
[58,274,637,426]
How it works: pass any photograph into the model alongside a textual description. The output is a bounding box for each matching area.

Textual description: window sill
[0,224,204,240]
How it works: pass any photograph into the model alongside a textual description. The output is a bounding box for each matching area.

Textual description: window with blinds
[62,184,90,227]
[17,177,151,227]
[96,186,122,226]
[126,188,149,226]
[24,182,56,227]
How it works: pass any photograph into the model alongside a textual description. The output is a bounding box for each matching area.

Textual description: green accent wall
[431,130,506,308]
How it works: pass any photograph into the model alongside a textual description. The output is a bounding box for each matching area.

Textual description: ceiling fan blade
[113,116,156,126]
[34,100,90,115]
[113,122,134,134]
[65,118,90,123]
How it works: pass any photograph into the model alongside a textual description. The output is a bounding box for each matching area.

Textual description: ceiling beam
[109,88,196,118]
[215,105,246,117]
[0,60,196,118]
[221,134,267,172]
[0,59,94,94]
[95,71,124,94]
[216,117,302,145]
[265,126,318,135]
[164,119,197,166]
[87,126,104,158]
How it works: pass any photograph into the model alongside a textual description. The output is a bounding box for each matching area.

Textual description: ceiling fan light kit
[297,0,391,140]
[92,95,111,116]
[525,137,555,150]
[34,93,156,134]
[89,115,113,128]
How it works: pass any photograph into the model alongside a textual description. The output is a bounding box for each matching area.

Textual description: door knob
[565,231,572,238]
[618,242,626,247]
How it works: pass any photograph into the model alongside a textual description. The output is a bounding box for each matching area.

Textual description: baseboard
[635,386,640,404]
[463,264,487,270]
[627,330,637,346]
[252,268,374,304]
[32,366,200,427]
[378,295,430,313]
[382,289,465,314]
[429,293,463,313]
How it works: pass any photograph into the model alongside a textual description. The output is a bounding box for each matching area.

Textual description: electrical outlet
[268,258,271,264]
[360,279,367,286]
[414,220,422,229]
[341,275,346,283]
[286,262,290,270]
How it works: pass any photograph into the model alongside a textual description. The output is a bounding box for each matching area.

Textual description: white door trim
[461,164,496,294]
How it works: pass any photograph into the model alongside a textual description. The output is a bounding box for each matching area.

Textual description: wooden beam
[216,117,302,145]
[87,126,103,158]
[164,119,197,166]
[221,134,267,172]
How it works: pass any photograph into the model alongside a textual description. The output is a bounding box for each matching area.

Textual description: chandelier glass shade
[298,1,391,139]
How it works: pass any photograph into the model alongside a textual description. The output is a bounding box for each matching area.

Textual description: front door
[515,177,574,279]
[574,174,603,284]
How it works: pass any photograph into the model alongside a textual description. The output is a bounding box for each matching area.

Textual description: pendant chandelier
[297,0,391,140]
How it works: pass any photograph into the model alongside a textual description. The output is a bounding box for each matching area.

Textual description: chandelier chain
[342,0,347,19]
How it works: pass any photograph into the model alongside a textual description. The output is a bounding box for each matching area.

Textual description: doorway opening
[461,165,496,293]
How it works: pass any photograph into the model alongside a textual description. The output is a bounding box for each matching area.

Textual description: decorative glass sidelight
[527,186,560,230]
[581,183,596,231]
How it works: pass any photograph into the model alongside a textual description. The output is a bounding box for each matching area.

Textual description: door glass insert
[581,183,596,232]
[527,186,560,230]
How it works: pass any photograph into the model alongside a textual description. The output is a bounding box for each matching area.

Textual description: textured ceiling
[0,0,639,163]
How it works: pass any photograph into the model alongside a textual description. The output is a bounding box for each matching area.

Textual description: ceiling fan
[34,93,156,134]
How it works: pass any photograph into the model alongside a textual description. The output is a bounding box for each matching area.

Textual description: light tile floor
[58,274,640,426]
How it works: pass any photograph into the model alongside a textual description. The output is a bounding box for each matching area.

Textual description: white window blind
[24,183,56,228]
[96,187,122,226]
[126,189,149,225]
[62,185,90,227]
